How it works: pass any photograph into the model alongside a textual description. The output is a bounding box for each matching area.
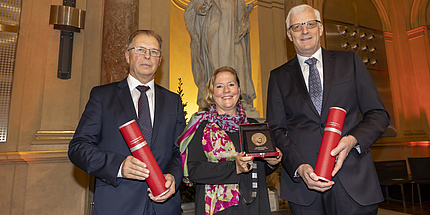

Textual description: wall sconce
[49,0,85,79]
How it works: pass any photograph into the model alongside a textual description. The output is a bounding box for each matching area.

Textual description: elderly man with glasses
[69,30,185,215]
[266,4,390,215]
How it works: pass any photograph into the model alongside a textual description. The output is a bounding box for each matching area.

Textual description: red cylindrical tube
[119,120,169,197]
[314,107,346,182]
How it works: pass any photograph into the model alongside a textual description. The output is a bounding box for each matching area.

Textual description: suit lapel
[151,84,164,144]
[289,57,320,116]
[117,79,161,146]
[117,79,137,122]
[321,49,336,116]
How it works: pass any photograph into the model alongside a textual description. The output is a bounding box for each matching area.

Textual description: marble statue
[185,0,256,109]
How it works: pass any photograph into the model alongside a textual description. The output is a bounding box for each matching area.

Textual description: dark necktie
[137,85,152,145]
[305,57,322,115]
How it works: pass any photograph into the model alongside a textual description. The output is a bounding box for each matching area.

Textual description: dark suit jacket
[68,78,186,215]
[266,49,389,206]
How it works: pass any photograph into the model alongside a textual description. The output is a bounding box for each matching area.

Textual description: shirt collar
[297,47,323,66]
[127,75,155,92]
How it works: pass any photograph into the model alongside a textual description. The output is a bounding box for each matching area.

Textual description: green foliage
[177,78,188,122]
[177,77,195,203]
[179,181,195,203]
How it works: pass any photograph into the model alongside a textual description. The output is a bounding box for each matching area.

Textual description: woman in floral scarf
[179,66,282,215]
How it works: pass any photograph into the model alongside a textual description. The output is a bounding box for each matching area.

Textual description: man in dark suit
[68,30,186,215]
[266,4,390,214]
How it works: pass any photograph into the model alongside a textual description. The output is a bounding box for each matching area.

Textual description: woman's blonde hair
[202,66,241,109]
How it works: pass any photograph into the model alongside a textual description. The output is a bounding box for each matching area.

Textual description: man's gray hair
[126,30,163,50]
[286,4,321,29]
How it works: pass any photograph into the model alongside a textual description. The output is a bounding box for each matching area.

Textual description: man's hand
[298,164,334,192]
[236,152,254,174]
[330,135,358,177]
[121,156,149,180]
[148,174,176,203]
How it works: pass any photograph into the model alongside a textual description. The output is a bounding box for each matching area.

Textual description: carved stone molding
[31,130,75,151]
[255,0,284,9]
[0,150,68,163]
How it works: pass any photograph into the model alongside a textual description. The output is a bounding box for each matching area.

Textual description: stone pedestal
[244,108,260,119]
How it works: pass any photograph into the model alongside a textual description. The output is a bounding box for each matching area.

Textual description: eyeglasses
[128,46,162,57]
[289,20,321,32]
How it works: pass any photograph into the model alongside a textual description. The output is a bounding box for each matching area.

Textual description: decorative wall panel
[0,0,21,142]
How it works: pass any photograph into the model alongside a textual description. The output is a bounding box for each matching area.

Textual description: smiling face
[287,8,323,57]
[125,34,162,84]
[213,71,241,115]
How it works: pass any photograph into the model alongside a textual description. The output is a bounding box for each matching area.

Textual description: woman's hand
[236,152,254,174]
[263,147,282,166]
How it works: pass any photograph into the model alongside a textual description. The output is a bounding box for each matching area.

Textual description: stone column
[384,1,429,139]
[252,0,287,118]
[101,0,138,84]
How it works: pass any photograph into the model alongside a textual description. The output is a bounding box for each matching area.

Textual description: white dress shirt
[293,48,360,178]
[127,75,155,126]
[118,75,156,178]
[297,47,324,91]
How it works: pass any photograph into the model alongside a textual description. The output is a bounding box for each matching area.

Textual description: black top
[187,119,278,214]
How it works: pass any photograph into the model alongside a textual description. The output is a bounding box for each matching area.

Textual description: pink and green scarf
[178,104,248,214]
